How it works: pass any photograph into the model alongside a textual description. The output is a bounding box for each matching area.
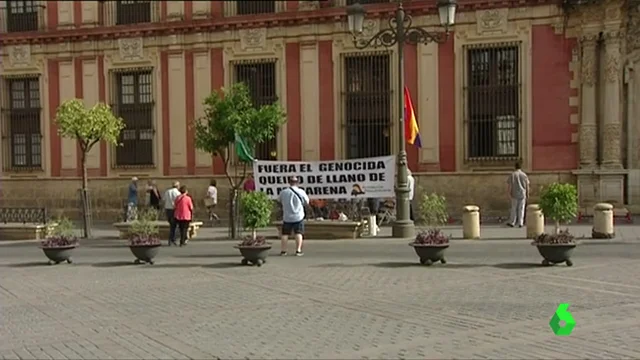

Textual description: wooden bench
[273,220,363,240]
[0,207,53,240]
[113,220,204,240]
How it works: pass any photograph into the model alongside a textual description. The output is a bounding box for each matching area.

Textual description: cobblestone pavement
[1,239,640,359]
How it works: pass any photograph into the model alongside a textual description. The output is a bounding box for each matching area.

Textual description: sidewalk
[3,221,636,244]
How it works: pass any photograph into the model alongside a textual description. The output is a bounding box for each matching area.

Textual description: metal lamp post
[346,0,457,239]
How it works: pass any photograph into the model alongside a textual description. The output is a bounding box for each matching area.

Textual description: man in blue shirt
[279,176,309,256]
[126,177,139,222]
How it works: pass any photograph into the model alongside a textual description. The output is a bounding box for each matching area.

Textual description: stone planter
[534,243,576,267]
[234,245,272,267]
[129,245,160,265]
[41,246,76,265]
[409,243,449,266]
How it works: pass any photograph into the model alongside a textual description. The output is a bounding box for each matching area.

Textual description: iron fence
[233,59,279,161]
[0,0,45,33]
[463,42,522,163]
[346,0,391,5]
[99,0,160,27]
[342,52,392,159]
[237,1,276,15]
[109,68,155,168]
[0,75,43,171]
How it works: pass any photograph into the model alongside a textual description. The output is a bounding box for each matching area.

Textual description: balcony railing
[99,0,160,27]
[0,1,46,33]
[224,1,285,17]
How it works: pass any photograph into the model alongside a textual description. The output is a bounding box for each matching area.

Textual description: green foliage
[419,193,449,228]
[49,216,77,238]
[55,99,125,152]
[538,182,578,225]
[194,83,286,163]
[129,208,159,237]
[240,191,273,230]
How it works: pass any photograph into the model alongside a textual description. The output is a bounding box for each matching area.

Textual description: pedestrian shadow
[4,261,50,268]
[201,262,244,269]
[91,261,137,268]
[492,262,542,270]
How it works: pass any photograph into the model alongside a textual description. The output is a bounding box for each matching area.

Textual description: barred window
[111,69,154,167]
[233,61,278,161]
[0,76,42,170]
[4,0,41,32]
[116,0,151,25]
[343,53,391,159]
[346,0,389,5]
[465,43,521,161]
[236,0,276,15]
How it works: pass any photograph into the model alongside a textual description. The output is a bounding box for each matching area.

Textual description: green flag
[235,133,254,162]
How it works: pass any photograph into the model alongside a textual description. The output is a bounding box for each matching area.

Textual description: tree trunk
[554,221,560,235]
[252,229,257,240]
[80,152,92,239]
[228,188,238,239]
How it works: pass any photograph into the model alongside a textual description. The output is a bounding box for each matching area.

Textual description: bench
[273,220,363,240]
[0,207,53,240]
[113,221,204,240]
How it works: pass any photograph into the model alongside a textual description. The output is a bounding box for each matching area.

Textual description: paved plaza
[2,225,640,359]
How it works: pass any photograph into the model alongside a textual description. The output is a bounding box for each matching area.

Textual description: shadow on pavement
[312,263,367,268]
[373,262,486,269]
[492,262,542,269]
[202,262,244,269]
[92,261,137,268]
[144,263,206,268]
[173,254,238,259]
[4,261,50,268]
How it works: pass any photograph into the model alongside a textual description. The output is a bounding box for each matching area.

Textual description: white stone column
[579,35,598,169]
[601,31,623,169]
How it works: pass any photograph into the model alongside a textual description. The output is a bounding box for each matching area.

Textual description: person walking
[163,181,181,246]
[205,179,220,224]
[506,161,530,228]
[408,170,415,221]
[174,185,194,247]
[125,177,139,222]
[279,176,309,256]
[147,180,162,211]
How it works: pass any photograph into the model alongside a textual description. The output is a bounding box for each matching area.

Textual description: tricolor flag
[404,87,422,148]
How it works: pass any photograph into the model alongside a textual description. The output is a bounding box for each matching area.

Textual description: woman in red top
[173,185,194,246]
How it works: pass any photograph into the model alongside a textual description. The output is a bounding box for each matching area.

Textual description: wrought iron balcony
[224,1,284,17]
[99,0,160,27]
[0,1,46,33]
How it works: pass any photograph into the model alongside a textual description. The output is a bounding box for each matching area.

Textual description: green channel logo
[549,303,576,336]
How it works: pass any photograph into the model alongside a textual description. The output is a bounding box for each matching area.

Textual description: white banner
[253,156,396,200]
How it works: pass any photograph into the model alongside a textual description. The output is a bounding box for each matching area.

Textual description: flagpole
[392,4,413,239]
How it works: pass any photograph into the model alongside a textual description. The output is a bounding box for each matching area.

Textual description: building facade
[0,0,638,220]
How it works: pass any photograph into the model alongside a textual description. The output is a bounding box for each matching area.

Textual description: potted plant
[40,217,79,265]
[410,193,450,266]
[534,182,578,267]
[128,208,161,265]
[235,191,273,267]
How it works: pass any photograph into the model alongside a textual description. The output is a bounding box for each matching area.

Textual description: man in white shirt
[163,181,181,246]
[408,170,415,221]
[279,176,309,256]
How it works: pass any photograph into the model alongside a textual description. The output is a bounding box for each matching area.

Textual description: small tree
[194,83,286,239]
[240,191,273,245]
[419,193,449,228]
[538,182,578,234]
[414,193,450,245]
[56,99,125,238]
